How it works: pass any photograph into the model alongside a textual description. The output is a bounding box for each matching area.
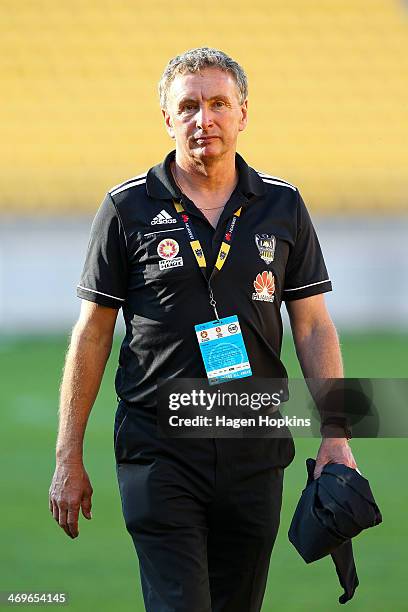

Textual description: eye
[214,100,226,108]
[181,103,197,113]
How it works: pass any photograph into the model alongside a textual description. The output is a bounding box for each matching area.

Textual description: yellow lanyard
[173,200,242,274]
[173,200,242,318]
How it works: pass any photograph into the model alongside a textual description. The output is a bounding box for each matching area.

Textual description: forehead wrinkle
[177,93,232,105]
[169,70,239,104]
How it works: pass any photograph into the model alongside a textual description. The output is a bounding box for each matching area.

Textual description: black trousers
[115,401,292,612]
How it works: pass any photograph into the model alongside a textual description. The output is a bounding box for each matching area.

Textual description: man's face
[162,67,248,163]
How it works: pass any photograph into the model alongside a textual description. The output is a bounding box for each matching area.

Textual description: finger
[52,500,59,523]
[313,465,323,479]
[67,507,79,538]
[81,495,92,520]
[58,507,72,539]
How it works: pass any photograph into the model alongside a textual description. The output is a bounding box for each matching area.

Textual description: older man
[49,47,357,612]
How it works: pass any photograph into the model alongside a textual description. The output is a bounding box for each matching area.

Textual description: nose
[195,104,213,130]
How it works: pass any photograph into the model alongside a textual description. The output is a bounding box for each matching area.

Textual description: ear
[162,108,176,139]
[238,99,248,133]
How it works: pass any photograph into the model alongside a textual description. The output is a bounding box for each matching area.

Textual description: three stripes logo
[151,210,177,225]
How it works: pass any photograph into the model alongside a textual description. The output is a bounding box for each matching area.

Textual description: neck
[173,151,238,195]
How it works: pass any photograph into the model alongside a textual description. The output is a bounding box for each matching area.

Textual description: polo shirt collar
[146,149,265,201]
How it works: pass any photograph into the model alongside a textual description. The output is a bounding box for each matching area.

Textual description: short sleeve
[77,193,128,308]
[283,191,332,301]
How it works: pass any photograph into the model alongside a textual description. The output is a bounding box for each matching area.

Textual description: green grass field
[0,332,407,611]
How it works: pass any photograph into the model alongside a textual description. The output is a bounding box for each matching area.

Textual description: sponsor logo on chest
[157,238,184,270]
[252,271,275,303]
[151,210,177,225]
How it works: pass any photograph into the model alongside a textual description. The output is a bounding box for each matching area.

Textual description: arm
[286,294,358,478]
[48,300,119,538]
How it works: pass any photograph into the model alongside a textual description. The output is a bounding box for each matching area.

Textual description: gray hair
[159,47,248,110]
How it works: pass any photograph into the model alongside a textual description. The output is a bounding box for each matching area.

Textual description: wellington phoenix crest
[255,234,276,264]
[252,271,275,303]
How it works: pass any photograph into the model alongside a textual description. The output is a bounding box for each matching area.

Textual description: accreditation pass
[195,315,252,385]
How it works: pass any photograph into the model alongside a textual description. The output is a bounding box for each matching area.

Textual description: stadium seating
[1,0,407,213]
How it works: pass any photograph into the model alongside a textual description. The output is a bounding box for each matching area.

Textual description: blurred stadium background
[1,1,407,611]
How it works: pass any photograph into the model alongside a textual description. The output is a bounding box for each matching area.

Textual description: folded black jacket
[289,458,382,604]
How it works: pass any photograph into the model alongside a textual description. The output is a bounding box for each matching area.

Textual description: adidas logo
[151,210,177,225]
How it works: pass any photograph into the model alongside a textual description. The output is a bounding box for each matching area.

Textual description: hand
[49,462,93,538]
[313,438,358,480]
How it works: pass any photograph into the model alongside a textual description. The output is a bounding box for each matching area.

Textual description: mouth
[194,136,219,144]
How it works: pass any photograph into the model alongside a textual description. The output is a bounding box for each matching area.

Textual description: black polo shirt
[77,151,331,407]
